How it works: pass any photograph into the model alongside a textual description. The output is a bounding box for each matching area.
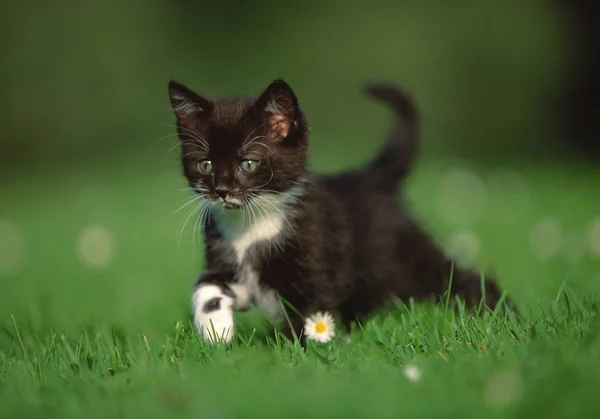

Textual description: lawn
[1,149,599,418]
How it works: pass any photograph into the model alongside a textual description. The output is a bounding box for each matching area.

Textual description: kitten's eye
[197,160,213,174]
[239,159,259,173]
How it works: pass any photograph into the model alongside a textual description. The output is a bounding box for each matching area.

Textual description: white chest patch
[214,192,300,322]
[216,193,289,264]
[228,211,283,265]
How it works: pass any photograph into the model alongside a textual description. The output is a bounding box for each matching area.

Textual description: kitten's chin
[212,198,243,210]
[222,202,242,210]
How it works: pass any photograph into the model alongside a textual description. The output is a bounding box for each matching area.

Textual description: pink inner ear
[270,114,292,139]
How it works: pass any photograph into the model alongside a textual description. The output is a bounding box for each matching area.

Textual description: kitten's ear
[168,80,213,120]
[253,79,300,140]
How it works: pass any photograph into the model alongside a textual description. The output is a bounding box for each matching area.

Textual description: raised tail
[364,83,419,192]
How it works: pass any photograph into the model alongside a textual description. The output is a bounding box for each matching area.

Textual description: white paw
[192,284,235,344]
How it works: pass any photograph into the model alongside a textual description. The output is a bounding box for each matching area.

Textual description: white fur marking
[192,284,235,343]
[265,100,282,115]
[211,187,304,323]
[230,283,251,309]
[241,266,283,322]
[216,193,287,264]
[173,94,203,116]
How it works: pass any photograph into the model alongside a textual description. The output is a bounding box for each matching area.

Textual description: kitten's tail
[364,83,419,192]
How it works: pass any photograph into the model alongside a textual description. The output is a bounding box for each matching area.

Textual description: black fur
[202,297,221,313]
[168,79,505,339]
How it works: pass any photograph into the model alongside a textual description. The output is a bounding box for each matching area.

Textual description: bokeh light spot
[437,168,487,226]
[445,230,481,266]
[562,231,586,262]
[529,218,562,261]
[484,369,523,406]
[77,225,115,268]
[0,220,26,275]
[587,217,600,257]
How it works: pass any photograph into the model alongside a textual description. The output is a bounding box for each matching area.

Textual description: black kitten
[168,79,503,343]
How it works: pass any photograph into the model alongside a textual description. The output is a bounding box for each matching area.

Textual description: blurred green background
[1,0,598,338]
[0,0,571,163]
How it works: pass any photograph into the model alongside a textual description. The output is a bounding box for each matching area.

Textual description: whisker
[177,138,208,148]
[253,167,275,190]
[199,200,212,235]
[240,198,247,233]
[166,141,183,155]
[245,196,260,242]
[177,199,205,249]
[241,121,270,147]
[174,194,206,214]
[175,186,210,195]
[162,124,210,152]
[193,200,210,250]
[242,136,273,155]
[167,139,209,156]
[153,132,182,145]
[176,126,210,146]
[254,189,305,205]
[181,150,208,160]
[249,195,274,262]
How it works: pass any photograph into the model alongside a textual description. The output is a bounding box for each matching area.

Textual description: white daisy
[304,312,335,343]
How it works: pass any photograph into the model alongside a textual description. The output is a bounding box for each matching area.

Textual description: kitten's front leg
[192,270,248,344]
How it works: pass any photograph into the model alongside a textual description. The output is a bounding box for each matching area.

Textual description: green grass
[1,152,599,418]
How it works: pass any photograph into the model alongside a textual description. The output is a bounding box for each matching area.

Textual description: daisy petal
[304,311,336,343]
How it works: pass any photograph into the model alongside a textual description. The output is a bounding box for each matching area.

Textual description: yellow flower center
[315,321,327,334]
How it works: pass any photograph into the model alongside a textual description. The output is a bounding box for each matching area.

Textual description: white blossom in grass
[304,312,335,343]
[403,364,421,382]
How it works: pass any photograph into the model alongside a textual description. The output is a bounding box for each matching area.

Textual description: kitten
[168,79,503,343]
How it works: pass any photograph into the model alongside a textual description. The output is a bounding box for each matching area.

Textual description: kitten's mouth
[222,201,242,210]
[215,197,243,210]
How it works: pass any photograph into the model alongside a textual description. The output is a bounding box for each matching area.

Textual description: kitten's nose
[215,187,229,199]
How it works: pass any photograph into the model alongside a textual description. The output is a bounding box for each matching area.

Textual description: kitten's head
[168,79,308,209]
